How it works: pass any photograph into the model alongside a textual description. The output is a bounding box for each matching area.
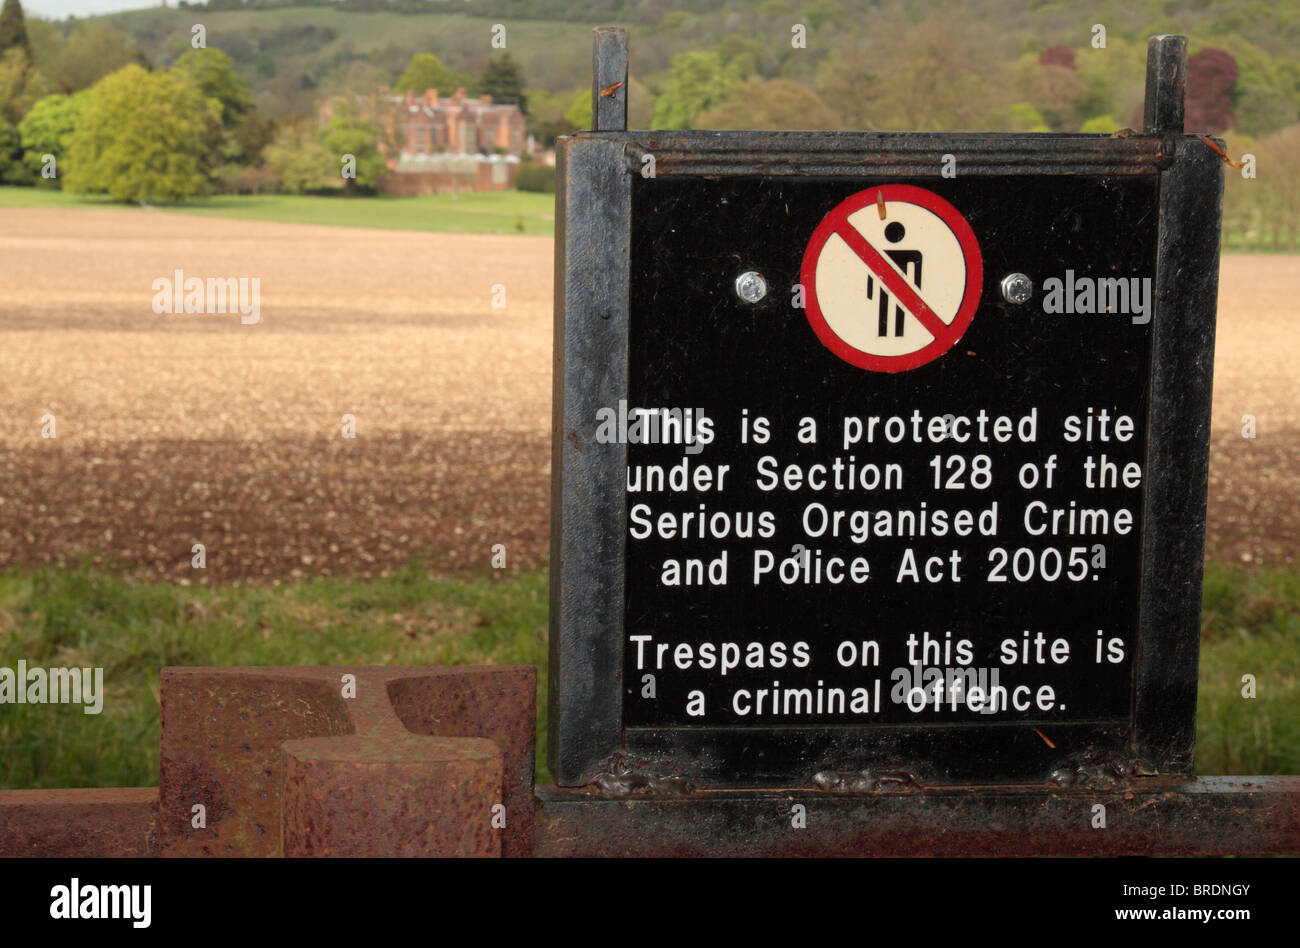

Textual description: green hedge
[515,162,556,194]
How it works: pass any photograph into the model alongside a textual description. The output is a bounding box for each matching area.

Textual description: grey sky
[23,0,161,20]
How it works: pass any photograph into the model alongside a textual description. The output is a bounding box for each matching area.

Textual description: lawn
[0,186,556,236]
[0,559,1295,790]
[5,187,1291,250]
[1196,562,1300,774]
[0,561,550,787]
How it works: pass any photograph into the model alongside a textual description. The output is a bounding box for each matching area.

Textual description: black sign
[549,36,1222,789]
[624,174,1154,734]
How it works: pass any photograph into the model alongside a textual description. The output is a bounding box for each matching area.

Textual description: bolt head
[735,271,767,304]
[1001,273,1033,305]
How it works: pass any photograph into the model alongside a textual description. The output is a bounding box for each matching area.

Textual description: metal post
[1143,34,1187,135]
[591,27,629,132]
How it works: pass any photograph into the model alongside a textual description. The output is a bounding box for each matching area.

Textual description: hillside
[10,0,1299,246]
[92,8,592,114]
[80,0,1300,121]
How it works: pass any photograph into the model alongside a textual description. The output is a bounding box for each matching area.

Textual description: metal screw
[735,271,767,303]
[1001,273,1033,304]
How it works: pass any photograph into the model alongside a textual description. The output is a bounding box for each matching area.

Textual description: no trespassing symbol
[800,185,983,373]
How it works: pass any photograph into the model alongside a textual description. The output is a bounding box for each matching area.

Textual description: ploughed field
[0,207,1293,582]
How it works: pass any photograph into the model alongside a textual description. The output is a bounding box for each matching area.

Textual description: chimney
[424,89,438,108]
[454,86,467,103]
[480,93,492,106]
[405,89,415,105]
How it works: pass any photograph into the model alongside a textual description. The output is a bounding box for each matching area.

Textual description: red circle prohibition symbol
[800,184,983,373]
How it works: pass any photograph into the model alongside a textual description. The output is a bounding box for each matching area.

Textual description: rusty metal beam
[0,788,158,857]
[535,777,1300,857]
[159,666,535,858]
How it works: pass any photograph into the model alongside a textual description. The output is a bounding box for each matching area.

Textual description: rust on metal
[1196,134,1246,170]
[159,670,352,858]
[0,788,158,858]
[159,666,535,858]
[387,667,536,856]
[281,734,501,857]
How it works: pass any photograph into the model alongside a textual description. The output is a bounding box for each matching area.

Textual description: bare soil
[0,207,1294,581]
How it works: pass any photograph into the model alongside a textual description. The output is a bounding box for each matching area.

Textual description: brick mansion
[376,87,528,195]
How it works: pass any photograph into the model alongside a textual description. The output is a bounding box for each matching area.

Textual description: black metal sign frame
[549,33,1222,789]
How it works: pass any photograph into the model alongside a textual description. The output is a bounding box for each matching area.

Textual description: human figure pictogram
[866,221,925,337]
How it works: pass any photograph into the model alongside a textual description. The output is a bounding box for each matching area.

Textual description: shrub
[515,162,554,194]
[64,65,210,203]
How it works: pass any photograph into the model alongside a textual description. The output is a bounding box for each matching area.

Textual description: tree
[0,46,51,124]
[1038,46,1076,70]
[0,46,26,122]
[563,87,591,130]
[1079,114,1118,133]
[326,59,387,106]
[263,118,331,194]
[1185,49,1238,134]
[64,64,212,203]
[541,77,652,140]
[1006,102,1050,132]
[716,35,761,79]
[694,78,837,129]
[1072,34,1138,122]
[319,104,385,194]
[172,47,253,128]
[651,51,739,129]
[480,52,526,114]
[801,0,841,30]
[0,115,22,183]
[394,52,470,97]
[1017,59,1090,131]
[816,10,1010,131]
[23,16,60,76]
[1215,36,1298,137]
[50,23,141,94]
[524,87,575,144]
[232,112,274,167]
[1219,129,1260,250]
[1254,124,1300,249]
[172,47,259,176]
[17,90,86,185]
[0,0,29,58]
